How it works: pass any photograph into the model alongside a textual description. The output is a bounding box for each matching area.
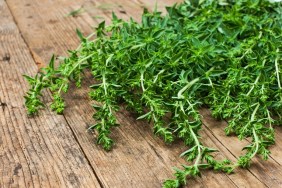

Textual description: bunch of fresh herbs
[24,0,282,187]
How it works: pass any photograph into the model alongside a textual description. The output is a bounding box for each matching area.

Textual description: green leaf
[66,7,84,17]
[49,54,55,70]
[76,29,85,42]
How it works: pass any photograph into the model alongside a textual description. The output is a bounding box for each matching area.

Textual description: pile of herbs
[24,0,282,187]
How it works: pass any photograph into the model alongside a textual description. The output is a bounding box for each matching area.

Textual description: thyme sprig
[24,0,282,187]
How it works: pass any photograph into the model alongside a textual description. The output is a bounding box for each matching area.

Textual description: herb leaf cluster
[24,0,282,187]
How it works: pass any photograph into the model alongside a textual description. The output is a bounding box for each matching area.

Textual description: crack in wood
[62,115,105,188]
[147,142,165,163]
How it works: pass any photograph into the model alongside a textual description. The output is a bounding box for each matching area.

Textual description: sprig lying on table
[24,0,282,187]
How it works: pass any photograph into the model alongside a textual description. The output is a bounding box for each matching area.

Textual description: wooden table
[0,0,282,187]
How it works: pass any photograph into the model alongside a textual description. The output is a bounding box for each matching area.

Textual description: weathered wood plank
[0,1,101,187]
[267,126,282,165]
[5,0,277,187]
[5,0,95,64]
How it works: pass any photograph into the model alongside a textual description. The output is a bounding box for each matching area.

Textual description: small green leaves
[76,29,86,42]
[23,74,47,115]
[66,7,84,17]
[49,55,55,70]
[97,132,113,151]
[163,179,180,188]
[23,0,282,187]
[23,75,35,84]
[237,156,251,168]
[50,94,65,114]
[24,94,45,115]
[96,21,106,37]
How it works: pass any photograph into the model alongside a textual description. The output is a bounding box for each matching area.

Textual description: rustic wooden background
[0,0,282,187]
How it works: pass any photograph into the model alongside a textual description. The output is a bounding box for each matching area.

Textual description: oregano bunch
[24,0,282,187]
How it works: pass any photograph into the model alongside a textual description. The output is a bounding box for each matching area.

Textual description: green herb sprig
[24,0,282,187]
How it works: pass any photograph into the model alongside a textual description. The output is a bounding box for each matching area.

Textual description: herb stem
[189,124,201,166]
[266,109,273,128]
[275,49,281,89]
[102,73,108,95]
[76,35,98,51]
[247,60,266,96]
[177,77,200,99]
[251,103,260,122]
[250,128,260,159]
[140,71,146,91]
[247,75,261,96]
[68,54,93,76]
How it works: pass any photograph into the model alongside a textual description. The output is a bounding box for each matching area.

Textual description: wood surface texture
[1,0,281,187]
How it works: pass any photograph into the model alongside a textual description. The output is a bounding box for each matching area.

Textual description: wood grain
[3,0,282,187]
[0,0,101,187]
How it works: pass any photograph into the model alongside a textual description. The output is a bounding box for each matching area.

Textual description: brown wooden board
[269,126,282,165]
[2,0,282,187]
[0,0,101,187]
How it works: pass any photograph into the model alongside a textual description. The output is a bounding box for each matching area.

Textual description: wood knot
[2,53,10,62]
[13,163,22,176]
[119,10,127,14]
[0,102,7,107]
